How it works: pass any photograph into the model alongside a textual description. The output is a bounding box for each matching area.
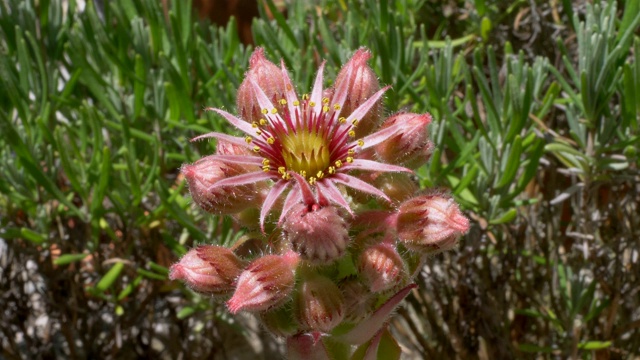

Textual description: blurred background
[1,0,639,358]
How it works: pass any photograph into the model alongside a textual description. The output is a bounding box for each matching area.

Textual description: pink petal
[344,86,390,127]
[190,132,253,149]
[291,172,315,205]
[260,179,290,232]
[210,171,275,189]
[204,154,264,166]
[340,159,413,174]
[338,284,417,345]
[350,119,404,150]
[309,61,326,117]
[280,60,300,125]
[207,108,257,136]
[278,186,302,225]
[316,180,353,215]
[332,173,391,202]
[329,65,352,117]
[249,79,287,127]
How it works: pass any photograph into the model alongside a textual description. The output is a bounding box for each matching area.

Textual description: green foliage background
[1,0,639,358]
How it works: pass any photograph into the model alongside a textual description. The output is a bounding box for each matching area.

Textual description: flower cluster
[170,48,469,356]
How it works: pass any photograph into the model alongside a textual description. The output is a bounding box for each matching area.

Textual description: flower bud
[237,48,286,123]
[339,278,375,323]
[333,48,382,137]
[396,194,470,254]
[374,172,419,204]
[260,304,299,337]
[182,157,257,214]
[169,246,244,296]
[282,203,350,265]
[227,251,300,313]
[358,242,406,293]
[374,113,433,168]
[295,275,345,333]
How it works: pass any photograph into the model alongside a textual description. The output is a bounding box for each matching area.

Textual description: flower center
[281,130,330,178]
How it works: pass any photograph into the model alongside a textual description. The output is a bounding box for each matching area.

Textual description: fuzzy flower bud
[227,251,300,314]
[358,242,407,293]
[237,48,286,123]
[396,194,470,254]
[340,278,375,323]
[333,48,382,137]
[182,157,257,214]
[282,203,350,265]
[295,274,345,333]
[374,172,420,204]
[375,113,433,168]
[169,246,244,296]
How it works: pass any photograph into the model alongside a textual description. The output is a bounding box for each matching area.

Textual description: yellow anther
[282,172,291,180]
[328,166,336,174]
[348,130,356,137]
[338,117,346,124]
[253,146,260,153]
[302,94,310,100]
[293,100,300,106]
[316,171,324,179]
[348,149,355,155]
[333,104,341,110]
[299,170,307,178]
[357,139,365,147]
[322,106,329,113]
[346,157,353,163]
[322,97,330,104]
[245,136,253,143]
[308,177,317,185]
[309,101,316,107]
[262,166,270,172]
[270,108,278,114]
[262,159,270,165]
[252,121,258,128]
[260,119,268,126]
[255,129,262,136]
[335,160,343,168]
[351,119,359,126]
[279,99,287,105]
[278,166,286,174]
[267,137,275,144]
[261,109,268,114]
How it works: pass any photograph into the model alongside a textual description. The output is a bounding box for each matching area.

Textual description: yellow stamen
[261,109,268,114]
[357,139,364,147]
[333,104,341,110]
[302,94,310,100]
[346,157,353,163]
[316,171,324,179]
[328,166,336,174]
[262,166,270,172]
[348,130,356,137]
[262,159,270,165]
[267,137,275,144]
[271,108,278,114]
[282,172,291,180]
[255,129,262,136]
[335,160,342,168]
[245,136,252,143]
[278,166,286,174]
[322,106,329,113]
[309,101,316,107]
[322,97,329,104]
[253,146,260,153]
[299,170,307,178]
[252,122,258,128]
[279,99,287,105]
[259,119,267,126]
[348,149,355,155]
[293,100,300,106]
[308,177,317,185]
[351,119,359,126]
[338,117,346,124]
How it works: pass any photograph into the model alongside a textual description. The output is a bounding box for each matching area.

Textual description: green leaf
[54,253,89,266]
[95,262,125,293]
[578,341,612,350]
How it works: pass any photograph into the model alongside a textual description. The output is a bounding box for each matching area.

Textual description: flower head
[192,48,412,229]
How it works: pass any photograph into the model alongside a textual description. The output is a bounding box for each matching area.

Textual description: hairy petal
[340,159,413,174]
[332,173,391,202]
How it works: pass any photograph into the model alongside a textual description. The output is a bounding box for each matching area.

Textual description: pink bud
[169,246,244,296]
[282,203,350,265]
[182,157,257,214]
[237,48,286,123]
[396,194,470,254]
[339,278,375,323]
[374,113,433,168]
[227,251,300,313]
[333,48,382,137]
[374,172,419,204]
[295,275,345,333]
[358,242,407,293]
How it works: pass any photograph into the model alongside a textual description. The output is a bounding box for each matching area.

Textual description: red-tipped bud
[333,48,382,137]
[340,278,375,323]
[295,275,345,333]
[282,203,350,265]
[169,246,244,296]
[237,48,286,123]
[358,242,407,293]
[396,194,470,254]
[375,113,433,168]
[182,157,257,214]
[227,251,300,313]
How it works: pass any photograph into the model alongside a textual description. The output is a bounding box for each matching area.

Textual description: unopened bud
[374,172,419,204]
[169,246,244,296]
[295,275,345,333]
[282,203,350,265]
[358,242,406,293]
[182,157,257,214]
[396,194,469,254]
[333,48,382,137]
[339,278,375,323]
[375,113,433,168]
[237,48,286,123]
[260,305,299,338]
[227,251,300,313]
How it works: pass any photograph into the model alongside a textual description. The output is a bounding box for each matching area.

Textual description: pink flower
[192,48,412,229]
